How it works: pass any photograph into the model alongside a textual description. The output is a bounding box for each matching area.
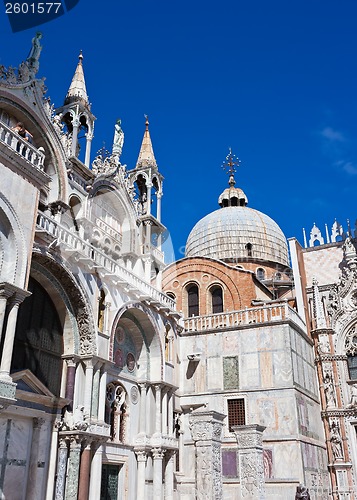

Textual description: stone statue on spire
[26,32,42,75]
[112,119,124,157]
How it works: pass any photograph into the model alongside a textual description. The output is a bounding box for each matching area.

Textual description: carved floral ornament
[345,326,357,356]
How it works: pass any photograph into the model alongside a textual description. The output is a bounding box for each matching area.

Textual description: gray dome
[185,206,289,266]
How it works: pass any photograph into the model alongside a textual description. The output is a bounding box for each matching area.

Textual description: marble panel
[257,398,278,432]
[222,450,238,477]
[207,357,223,390]
[7,418,31,460]
[223,333,238,353]
[240,353,260,388]
[3,465,26,500]
[240,331,258,353]
[223,356,239,390]
[273,351,292,385]
[260,351,273,387]
[273,442,301,479]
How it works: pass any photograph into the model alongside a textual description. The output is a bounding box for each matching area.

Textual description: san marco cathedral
[0,33,357,500]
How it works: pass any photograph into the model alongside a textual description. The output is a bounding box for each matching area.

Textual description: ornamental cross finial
[222,148,241,186]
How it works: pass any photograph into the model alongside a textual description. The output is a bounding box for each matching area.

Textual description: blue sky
[1,1,357,262]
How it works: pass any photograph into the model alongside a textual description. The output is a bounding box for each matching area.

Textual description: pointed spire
[312,278,327,329]
[64,51,89,106]
[136,115,157,168]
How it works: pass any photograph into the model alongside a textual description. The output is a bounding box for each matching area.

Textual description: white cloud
[335,160,357,175]
[320,127,346,142]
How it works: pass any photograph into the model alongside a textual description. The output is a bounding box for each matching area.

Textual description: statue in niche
[323,372,336,408]
[317,335,330,355]
[347,384,357,409]
[330,421,343,460]
[112,119,124,157]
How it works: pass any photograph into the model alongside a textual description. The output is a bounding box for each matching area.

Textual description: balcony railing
[36,211,175,311]
[184,302,306,333]
[0,120,45,170]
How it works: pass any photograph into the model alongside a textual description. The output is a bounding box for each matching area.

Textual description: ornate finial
[144,114,149,131]
[222,148,241,187]
[79,50,83,62]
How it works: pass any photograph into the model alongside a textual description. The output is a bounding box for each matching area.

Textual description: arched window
[275,272,282,281]
[166,292,176,300]
[187,284,199,317]
[11,277,63,396]
[256,268,265,281]
[211,286,223,314]
[105,383,127,442]
[246,243,252,257]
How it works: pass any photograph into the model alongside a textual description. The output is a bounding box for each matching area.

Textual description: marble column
[139,383,147,434]
[84,132,93,168]
[65,358,77,411]
[45,422,60,500]
[152,448,165,500]
[189,410,226,500]
[55,438,68,500]
[88,445,103,500]
[27,417,46,500]
[233,424,266,500]
[0,290,29,380]
[161,389,168,435]
[65,437,81,500]
[0,283,15,339]
[78,442,91,500]
[83,359,94,418]
[98,369,107,421]
[136,450,147,500]
[154,384,162,434]
[164,450,175,500]
[168,392,174,435]
[71,118,80,157]
[91,365,100,419]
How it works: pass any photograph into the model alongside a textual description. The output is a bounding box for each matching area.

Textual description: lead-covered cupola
[185,149,289,267]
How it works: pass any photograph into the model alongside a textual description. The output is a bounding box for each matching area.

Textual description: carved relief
[330,420,344,461]
[345,326,357,356]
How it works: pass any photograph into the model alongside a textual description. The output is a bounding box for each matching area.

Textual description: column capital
[153,383,162,392]
[152,447,165,460]
[135,450,147,462]
[33,417,46,430]
[63,355,79,367]
[0,282,27,300]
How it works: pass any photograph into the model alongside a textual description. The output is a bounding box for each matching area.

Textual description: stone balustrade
[184,302,306,333]
[96,218,122,244]
[0,120,45,170]
[36,211,176,311]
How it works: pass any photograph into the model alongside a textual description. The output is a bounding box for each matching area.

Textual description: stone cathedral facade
[0,35,356,499]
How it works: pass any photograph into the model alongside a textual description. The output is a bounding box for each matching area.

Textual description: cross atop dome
[222,148,241,187]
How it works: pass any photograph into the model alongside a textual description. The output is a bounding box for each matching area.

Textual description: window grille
[227,399,245,431]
